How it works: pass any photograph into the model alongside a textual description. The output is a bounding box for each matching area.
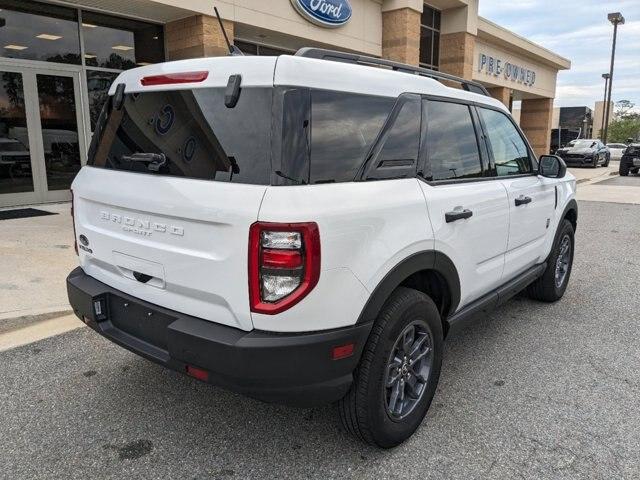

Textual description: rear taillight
[71,189,78,255]
[249,222,320,314]
[140,71,209,86]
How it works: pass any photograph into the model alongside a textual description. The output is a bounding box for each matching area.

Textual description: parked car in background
[607,143,627,161]
[619,143,640,176]
[556,139,609,168]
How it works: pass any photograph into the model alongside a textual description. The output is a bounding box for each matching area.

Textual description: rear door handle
[515,195,532,206]
[445,209,473,223]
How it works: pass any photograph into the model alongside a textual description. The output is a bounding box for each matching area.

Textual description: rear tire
[604,155,610,167]
[338,287,443,448]
[631,167,639,175]
[620,163,630,176]
[527,219,574,302]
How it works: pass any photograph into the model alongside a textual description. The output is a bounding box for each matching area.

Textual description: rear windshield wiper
[275,170,307,185]
[121,152,167,172]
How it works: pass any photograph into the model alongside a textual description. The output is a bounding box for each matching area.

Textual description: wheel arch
[356,251,461,332]
[562,198,578,233]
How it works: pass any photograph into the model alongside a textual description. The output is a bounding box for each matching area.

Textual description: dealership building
[0,0,570,207]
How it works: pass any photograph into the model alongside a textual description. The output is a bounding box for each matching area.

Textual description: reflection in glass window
[0,71,33,194]
[310,91,393,183]
[0,0,80,64]
[378,99,420,163]
[87,70,118,131]
[426,101,482,181]
[36,74,81,191]
[82,11,164,69]
[479,108,532,176]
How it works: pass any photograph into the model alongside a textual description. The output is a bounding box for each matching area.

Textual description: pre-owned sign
[478,53,536,87]
[290,0,352,28]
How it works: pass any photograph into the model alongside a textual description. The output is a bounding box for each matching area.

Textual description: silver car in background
[607,143,627,161]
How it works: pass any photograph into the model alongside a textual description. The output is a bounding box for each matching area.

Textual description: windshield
[88,87,272,184]
[568,140,596,148]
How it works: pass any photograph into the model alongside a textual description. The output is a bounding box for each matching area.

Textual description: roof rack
[295,47,490,97]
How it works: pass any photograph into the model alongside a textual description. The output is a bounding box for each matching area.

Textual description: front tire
[527,219,575,302]
[620,162,630,176]
[338,287,443,448]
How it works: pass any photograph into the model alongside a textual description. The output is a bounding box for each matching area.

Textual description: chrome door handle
[515,195,532,206]
[445,209,473,223]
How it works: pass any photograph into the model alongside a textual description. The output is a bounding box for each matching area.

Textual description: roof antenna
[214,6,243,56]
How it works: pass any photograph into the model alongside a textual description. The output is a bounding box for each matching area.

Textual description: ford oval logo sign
[291,0,352,28]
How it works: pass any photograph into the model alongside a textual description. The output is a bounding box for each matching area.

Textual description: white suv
[67,49,577,448]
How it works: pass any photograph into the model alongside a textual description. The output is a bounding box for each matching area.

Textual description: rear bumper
[66,267,372,407]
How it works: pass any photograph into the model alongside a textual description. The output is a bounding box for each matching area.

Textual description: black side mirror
[538,155,567,179]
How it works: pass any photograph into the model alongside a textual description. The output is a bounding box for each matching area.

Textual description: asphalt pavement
[2,199,639,479]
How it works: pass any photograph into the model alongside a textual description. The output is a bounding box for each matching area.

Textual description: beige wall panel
[472,39,558,99]
[224,0,383,55]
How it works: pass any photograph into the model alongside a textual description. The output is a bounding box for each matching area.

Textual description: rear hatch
[72,58,277,331]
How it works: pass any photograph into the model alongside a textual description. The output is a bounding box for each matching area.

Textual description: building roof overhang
[477,17,571,71]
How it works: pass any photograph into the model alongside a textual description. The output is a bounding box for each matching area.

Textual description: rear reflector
[140,71,209,86]
[185,365,209,382]
[262,249,303,269]
[332,343,355,360]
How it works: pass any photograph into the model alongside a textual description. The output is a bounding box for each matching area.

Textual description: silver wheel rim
[555,234,571,288]
[384,320,433,420]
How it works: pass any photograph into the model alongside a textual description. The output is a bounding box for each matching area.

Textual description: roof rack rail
[295,47,490,97]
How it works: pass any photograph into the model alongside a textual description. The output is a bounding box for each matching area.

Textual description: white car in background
[607,143,627,161]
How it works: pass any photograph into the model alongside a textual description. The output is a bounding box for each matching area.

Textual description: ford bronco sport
[66,48,577,448]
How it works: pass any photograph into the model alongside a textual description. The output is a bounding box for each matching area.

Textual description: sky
[478,0,640,111]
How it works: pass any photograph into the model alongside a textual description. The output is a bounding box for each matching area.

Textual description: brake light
[140,71,209,86]
[71,189,78,255]
[249,222,320,314]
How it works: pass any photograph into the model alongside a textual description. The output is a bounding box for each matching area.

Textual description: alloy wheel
[555,234,571,288]
[384,320,433,420]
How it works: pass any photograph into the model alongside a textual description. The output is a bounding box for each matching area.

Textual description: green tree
[607,117,640,143]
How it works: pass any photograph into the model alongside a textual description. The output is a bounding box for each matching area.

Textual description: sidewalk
[0,202,76,322]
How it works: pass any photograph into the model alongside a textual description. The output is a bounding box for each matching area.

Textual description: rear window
[88,87,272,184]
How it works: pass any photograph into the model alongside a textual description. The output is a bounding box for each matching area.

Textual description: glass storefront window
[82,11,164,69]
[36,74,81,191]
[0,71,32,194]
[86,70,119,131]
[0,0,80,65]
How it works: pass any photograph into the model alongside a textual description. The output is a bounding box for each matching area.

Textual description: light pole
[600,73,609,139]
[603,12,625,143]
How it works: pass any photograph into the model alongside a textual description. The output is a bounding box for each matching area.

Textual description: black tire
[338,287,443,448]
[527,219,574,302]
[631,167,639,175]
[620,163,630,176]
[604,155,610,167]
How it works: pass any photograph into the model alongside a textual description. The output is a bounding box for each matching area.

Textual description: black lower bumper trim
[66,267,372,407]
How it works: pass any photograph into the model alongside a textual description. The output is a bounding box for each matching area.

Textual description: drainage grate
[0,208,58,221]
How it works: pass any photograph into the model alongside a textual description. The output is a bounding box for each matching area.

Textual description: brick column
[438,32,475,80]
[165,15,234,61]
[487,87,511,109]
[382,8,421,66]
[520,98,553,157]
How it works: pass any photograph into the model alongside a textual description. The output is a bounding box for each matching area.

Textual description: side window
[365,96,421,180]
[310,90,394,184]
[479,108,532,176]
[425,100,483,181]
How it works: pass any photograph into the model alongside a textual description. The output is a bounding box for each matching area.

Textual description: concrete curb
[0,313,84,352]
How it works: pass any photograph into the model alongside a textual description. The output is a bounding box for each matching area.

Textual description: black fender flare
[560,198,578,232]
[356,250,460,325]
